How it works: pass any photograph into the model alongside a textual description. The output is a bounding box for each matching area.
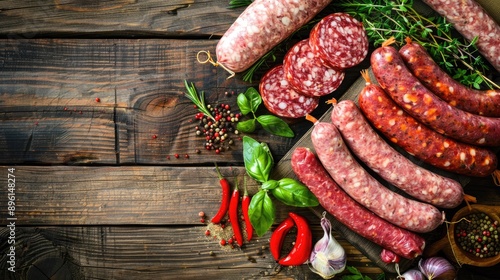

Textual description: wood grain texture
[0,0,241,38]
[0,226,385,280]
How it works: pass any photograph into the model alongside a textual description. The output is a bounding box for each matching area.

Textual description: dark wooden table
[0,1,499,279]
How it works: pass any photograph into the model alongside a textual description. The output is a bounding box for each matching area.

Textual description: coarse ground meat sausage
[309,12,369,69]
[399,39,500,117]
[309,119,444,233]
[215,0,332,73]
[330,99,464,208]
[421,0,500,73]
[358,74,498,177]
[259,65,319,118]
[371,40,500,147]
[291,147,426,259]
[283,38,345,97]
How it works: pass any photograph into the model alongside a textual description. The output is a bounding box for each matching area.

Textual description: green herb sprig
[243,136,319,236]
[228,0,253,9]
[184,80,215,121]
[335,0,498,89]
[236,87,294,138]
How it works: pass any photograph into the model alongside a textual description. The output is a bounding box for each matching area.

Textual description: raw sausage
[421,0,500,72]
[331,99,464,208]
[358,74,498,177]
[259,65,319,118]
[399,39,500,117]
[309,12,369,69]
[283,38,345,97]
[310,120,444,233]
[291,147,425,259]
[371,41,500,147]
[215,0,332,73]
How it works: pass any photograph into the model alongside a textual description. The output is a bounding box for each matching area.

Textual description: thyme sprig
[184,80,215,121]
[335,0,498,89]
[228,0,253,9]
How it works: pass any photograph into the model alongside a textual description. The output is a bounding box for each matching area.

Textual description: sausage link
[371,43,500,147]
[331,99,464,208]
[215,0,332,73]
[291,147,425,259]
[310,121,444,233]
[399,39,500,117]
[358,78,498,177]
[422,0,500,72]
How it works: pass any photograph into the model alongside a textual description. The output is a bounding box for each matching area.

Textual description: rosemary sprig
[335,0,498,89]
[228,0,253,9]
[184,80,215,121]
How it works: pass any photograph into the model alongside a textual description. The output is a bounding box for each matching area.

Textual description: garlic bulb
[309,212,346,279]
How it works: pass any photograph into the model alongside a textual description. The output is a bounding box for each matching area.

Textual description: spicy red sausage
[371,40,500,147]
[331,99,464,208]
[358,74,498,177]
[399,39,500,117]
[310,119,444,233]
[216,0,332,73]
[291,147,425,259]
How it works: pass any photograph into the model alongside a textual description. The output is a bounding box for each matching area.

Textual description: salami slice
[259,65,319,118]
[309,13,369,69]
[283,39,345,97]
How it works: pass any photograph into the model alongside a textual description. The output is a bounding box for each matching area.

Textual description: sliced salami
[259,65,319,118]
[309,13,369,69]
[283,39,345,97]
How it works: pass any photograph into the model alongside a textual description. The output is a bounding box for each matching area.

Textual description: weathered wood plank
[0,39,322,165]
[0,226,386,280]
[0,0,241,38]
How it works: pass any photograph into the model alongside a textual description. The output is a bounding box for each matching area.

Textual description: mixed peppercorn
[193,103,241,154]
[455,212,500,258]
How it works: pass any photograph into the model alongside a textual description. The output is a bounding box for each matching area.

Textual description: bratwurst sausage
[291,147,425,259]
[310,120,444,233]
[371,40,500,147]
[216,0,332,73]
[399,39,500,117]
[331,99,464,208]
[358,74,498,177]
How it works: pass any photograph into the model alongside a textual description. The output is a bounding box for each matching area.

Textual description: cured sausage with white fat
[399,38,500,117]
[330,98,464,208]
[291,147,426,259]
[216,0,332,73]
[309,118,444,233]
[371,39,500,147]
[421,0,500,72]
[358,73,498,177]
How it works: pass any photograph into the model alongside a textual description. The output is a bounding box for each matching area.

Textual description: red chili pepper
[242,178,253,242]
[229,180,243,247]
[211,163,231,224]
[269,216,295,261]
[278,212,312,266]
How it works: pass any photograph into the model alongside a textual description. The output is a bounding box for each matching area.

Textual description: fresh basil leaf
[243,136,274,183]
[237,118,256,133]
[248,190,275,236]
[261,179,279,190]
[244,87,262,113]
[256,115,294,138]
[237,93,252,115]
[271,178,319,207]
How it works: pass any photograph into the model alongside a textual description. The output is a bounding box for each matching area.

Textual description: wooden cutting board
[270,69,471,273]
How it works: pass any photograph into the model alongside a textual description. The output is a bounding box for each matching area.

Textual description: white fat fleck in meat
[443,161,451,167]
[470,149,476,156]
[281,16,291,26]
[388,119,396,126]
[460,152,466,161]
[403,94,413,103]
[278,102,288,110]
[443,141,449,148]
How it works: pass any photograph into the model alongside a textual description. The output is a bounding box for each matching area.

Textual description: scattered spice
[95,97,101,102]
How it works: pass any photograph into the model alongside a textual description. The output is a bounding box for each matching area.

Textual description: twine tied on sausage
[197,51,235,79]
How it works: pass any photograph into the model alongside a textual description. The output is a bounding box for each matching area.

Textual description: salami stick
[215,0,332,74]
[371,38,500,147]
[330,98,464,208]
[291,147,425,260]
[358,71,498,177]
[399,38,500,117]
[421,0,500,73]
[308,117,444,233]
